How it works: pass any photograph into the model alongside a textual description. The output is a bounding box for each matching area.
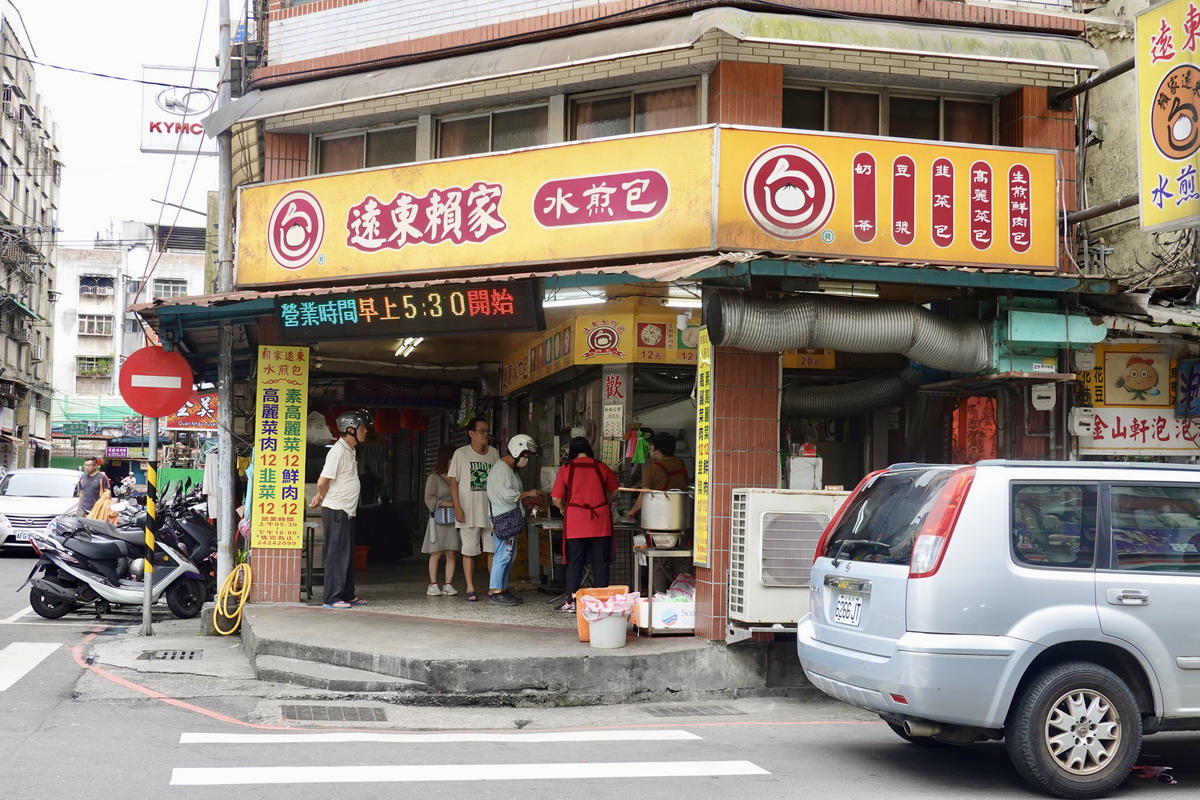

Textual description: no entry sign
[119,347,195,417]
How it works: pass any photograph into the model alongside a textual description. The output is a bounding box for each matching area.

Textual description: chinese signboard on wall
[693,328,712,569]
[1136,0,1200,231]
[1079,343,1177,409]
[237,127,1059,288]
[165,392,218,431]
[251,346,309,549]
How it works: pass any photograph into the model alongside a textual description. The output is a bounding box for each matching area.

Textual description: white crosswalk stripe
[181,729,701,744]
[0,642,61,691]
[171,728,771,787]
[171,761,769,786]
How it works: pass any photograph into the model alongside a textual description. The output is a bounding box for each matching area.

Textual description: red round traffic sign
[118,347,195,418]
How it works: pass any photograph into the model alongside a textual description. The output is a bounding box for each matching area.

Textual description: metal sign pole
[142,416,158,636]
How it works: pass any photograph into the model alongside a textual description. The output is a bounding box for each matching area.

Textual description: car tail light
[813,468,888,564]
[909,466,975,578]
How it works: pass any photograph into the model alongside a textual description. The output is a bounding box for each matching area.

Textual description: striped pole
[142,415,158,636]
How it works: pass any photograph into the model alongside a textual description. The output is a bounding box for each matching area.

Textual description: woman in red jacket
[551,436,619,612]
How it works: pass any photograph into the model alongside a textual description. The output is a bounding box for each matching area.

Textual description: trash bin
[588,614,629,649]
[574,585,629,642]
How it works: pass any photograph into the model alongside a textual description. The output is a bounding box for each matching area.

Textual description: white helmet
[507,434,538,460]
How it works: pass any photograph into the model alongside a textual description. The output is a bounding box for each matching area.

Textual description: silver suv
[796,460,1200,799]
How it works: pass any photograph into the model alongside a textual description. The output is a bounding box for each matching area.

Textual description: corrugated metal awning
[244,7,1105,123]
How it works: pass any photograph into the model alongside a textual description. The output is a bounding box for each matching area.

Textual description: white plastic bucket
[588,614,629,649]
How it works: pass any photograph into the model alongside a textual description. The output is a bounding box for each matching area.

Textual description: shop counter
[531,519,642,589]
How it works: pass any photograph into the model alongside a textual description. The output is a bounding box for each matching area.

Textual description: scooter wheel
[29,587,73,619]
[166,580,204,619]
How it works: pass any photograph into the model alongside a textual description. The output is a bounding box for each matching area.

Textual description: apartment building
[0,13,61,470]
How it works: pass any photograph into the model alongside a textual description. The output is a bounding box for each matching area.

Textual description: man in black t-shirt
[76,458,111,515]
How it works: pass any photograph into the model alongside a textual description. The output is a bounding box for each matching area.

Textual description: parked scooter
[19,482,210,619]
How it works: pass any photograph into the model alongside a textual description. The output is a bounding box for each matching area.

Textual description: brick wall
[693,348,781,641]
[248,548,302,603]
[255,0,1084,87]
[708,61,782,127]
[263,132,310,181]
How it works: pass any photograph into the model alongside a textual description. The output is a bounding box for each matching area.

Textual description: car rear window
[819,467,954,565]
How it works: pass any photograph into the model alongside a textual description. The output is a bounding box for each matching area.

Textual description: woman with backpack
[551,436,619,612]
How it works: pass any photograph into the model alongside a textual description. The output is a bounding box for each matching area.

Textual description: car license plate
[14,529,34,541]
[833,594,863,626]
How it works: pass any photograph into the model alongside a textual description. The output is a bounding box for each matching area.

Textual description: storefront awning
[244,7,1105,123]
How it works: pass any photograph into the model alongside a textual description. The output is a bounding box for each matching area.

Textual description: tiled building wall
[249,549,302,603]
[256,0,1084,86]
[263,133,310,182]
[267,31,1077,135]
[694,348,781,641]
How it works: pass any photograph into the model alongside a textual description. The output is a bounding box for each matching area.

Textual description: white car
[0,468,81,552]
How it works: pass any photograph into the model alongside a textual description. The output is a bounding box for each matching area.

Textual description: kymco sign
[119,347,195,418]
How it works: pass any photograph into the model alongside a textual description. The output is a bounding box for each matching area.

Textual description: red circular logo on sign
[743,145,835,240]
[118,347,195,418]
[267,190,325,270]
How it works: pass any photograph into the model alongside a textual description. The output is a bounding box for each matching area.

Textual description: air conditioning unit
[729,488,850,625]
[12,326,32,343]
[29,344,43,362]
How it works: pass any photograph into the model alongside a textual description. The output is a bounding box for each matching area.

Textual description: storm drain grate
[642,705,748,718]
[138,650,203,661]
[281,705,388,722]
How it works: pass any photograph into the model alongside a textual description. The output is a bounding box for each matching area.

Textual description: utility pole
[215,0,236,589]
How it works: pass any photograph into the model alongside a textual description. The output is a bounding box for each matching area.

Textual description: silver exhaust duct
[706,293,991,374]
[783,368,925,418]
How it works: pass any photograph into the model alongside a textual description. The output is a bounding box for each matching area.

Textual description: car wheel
[884,721,952,747]
[166,580,204,619]
[29,586,73,619]
[1006,661,1141,799]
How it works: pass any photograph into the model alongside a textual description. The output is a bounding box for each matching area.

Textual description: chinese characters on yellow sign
[693,328,712,569]
[252,346,310,549]
[1137,0,1200,231]
[238,127,1059,288]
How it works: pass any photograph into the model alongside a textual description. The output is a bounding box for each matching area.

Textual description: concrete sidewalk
[234,562,810,706]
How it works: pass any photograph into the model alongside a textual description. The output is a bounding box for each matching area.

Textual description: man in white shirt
[448,416,499,602]
[309,411,368,610]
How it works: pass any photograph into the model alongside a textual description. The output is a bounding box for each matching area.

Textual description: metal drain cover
[138,650,203,660]
[281,705,387,722]
[642,704,747,717]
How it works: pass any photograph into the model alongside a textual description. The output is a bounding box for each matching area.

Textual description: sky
[11,0,219,246]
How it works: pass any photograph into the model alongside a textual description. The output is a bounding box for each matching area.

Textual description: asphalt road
[2,551,1199,799]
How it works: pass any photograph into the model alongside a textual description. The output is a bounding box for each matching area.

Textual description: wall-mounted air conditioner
[729,488,850,625]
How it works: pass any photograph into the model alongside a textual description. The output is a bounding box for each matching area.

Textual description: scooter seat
[106,526,147,546]
[65,536,125,560]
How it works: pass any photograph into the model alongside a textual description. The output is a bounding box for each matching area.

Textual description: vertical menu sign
[693,328,713,568]
[252,345,309,548]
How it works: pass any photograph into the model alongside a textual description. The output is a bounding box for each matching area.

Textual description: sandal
[349,597,367,606]
[465,591,479,602]
[322,601,352,609]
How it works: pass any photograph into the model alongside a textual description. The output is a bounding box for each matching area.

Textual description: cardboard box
[632,599,695,631]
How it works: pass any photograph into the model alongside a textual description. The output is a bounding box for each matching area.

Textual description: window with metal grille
[79,275,114,295]
[78,314,113,336]
[153,279,187,299]
[76,356,113,377]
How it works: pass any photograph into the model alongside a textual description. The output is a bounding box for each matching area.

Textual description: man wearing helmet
[486,434,543,606]
[309,411,369,610]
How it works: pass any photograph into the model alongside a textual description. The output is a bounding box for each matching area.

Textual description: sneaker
[440,584,459,596]
[489,591,519,606]
[426,583,442,596]
[559,601,576,613]
[501,590,525,605]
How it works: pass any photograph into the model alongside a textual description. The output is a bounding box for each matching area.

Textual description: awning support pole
[1048,57,1134,111]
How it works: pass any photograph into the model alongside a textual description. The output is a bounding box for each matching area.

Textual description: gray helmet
[335,411,369,438]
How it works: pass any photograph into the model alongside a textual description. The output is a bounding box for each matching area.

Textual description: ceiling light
[543,296,604,308]
[663,297,702,309]
[395,337,424,358]
[814,281,879,299]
